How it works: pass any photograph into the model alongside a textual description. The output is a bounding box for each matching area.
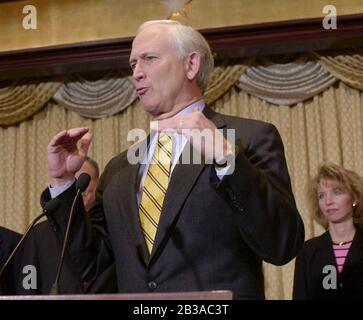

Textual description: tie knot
[154,132,172,166]
[158,132,172,145]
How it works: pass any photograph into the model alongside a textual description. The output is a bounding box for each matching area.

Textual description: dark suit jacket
[17,219,118,295]
[293,227,363,300]
[0,226,21,294]
[43,107,304,299]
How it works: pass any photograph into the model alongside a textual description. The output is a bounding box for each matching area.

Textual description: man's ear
[184,52,201,81]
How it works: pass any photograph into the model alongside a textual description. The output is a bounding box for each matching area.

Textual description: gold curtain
[314,49,363,91]
[53,71,138,118]
[237,55,337,105]
[0,79,61,126]
[205,59,252,104]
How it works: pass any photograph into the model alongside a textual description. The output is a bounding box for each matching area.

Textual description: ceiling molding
[1,13,363,80]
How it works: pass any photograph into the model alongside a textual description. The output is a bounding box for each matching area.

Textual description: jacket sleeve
[40,167,114,290]
[216,122,305,265]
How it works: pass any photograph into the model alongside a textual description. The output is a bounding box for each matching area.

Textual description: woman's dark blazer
[293,226,363,299]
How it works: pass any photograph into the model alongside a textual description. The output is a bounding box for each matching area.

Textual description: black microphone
[50,173,90,295]
[0,198,60,293]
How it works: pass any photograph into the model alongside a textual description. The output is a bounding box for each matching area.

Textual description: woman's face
[317,179,355,225]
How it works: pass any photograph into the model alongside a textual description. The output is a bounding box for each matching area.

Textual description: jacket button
[148,281,158,290]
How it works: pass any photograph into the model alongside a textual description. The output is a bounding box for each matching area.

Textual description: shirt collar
[149,99,205,140]
[173,99,205,117]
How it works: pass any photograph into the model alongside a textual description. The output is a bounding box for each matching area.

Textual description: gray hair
[138,20,214,93]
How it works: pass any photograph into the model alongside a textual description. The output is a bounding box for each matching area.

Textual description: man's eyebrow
[129,54,143,65]
[129,52,155,65]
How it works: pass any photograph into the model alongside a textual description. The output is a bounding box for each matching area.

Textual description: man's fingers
[67,127,89,141]
[49,127,89,148]
[48,129,68,147]
[79,132,93,156]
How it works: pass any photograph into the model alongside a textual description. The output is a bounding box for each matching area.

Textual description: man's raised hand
[48,127,92,187]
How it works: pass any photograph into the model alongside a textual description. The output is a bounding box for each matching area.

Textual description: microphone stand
[50,173,90,295]
[50,189,81,294]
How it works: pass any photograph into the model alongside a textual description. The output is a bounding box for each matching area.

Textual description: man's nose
[132,63,145,82]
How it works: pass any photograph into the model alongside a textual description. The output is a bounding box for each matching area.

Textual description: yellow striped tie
[139,132,173,254]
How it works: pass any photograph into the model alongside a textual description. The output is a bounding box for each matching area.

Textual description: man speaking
[43,20,304,299]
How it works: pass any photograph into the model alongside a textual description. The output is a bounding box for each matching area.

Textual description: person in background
[293,163,363,299]
[17,157,116,294]
[0,226,21,294]
[76,157,99,212]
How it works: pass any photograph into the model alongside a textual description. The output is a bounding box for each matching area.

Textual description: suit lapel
[150,145,205,261]
[341,227,363,276]
[113,141,150,264]
[203,106,225,129]
[150,106,226,261]
[314,232,337,270]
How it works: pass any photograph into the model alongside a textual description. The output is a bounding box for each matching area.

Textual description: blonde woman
[293,163,363,299]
